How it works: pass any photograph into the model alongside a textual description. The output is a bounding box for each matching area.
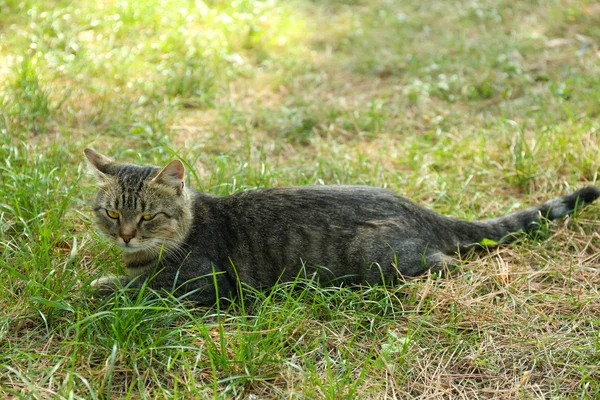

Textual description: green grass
[1,0,600,398]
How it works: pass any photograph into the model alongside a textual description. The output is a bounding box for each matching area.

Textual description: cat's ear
[84,148,115,178]
[151,160,185,191]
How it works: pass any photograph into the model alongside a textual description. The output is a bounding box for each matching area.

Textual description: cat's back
[235,184,395,200]
[211,185,424,223]
[231,184,400,202]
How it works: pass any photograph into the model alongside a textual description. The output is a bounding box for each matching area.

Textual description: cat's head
[85,148,193,256]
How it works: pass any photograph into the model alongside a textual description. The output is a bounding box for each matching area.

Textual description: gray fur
[84,149,600,305]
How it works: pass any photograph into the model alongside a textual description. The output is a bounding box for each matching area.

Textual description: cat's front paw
[90,275,129,296]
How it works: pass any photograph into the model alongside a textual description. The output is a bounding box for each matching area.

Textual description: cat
[84,148,600,305]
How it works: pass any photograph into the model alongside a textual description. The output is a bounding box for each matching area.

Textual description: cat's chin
[119,246,140,253]
[114,239,174,255]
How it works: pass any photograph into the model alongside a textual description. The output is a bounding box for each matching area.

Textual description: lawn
[1,0,600,398]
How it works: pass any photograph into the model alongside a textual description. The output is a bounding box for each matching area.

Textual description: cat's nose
[120,232,136,243]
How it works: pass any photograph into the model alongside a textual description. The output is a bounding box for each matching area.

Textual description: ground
[1,0,600,398]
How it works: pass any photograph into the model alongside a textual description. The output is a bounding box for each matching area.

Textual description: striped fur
[85,149,600,305]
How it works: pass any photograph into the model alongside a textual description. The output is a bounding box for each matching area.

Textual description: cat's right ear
[84,148,115,178]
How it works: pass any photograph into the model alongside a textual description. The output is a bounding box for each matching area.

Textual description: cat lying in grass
[85,148,600,305]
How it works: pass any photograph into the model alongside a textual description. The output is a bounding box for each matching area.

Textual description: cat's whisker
[156,239,188,261]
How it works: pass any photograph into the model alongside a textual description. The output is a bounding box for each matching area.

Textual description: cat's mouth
[115,240,148,253]
[119,243,141,253]
[110,235,177,256]
[115,239,165,255]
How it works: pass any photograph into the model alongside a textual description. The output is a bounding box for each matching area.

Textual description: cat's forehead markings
[136,167,155,192]
[110,165,158,211]
[116,165,154,185]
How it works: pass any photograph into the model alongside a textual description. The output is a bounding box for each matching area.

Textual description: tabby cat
[85,148,600,305]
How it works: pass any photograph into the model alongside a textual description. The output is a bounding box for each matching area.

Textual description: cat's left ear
[84,148,116,178]
[152,159,185,192]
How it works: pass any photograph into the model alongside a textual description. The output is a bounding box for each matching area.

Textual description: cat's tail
[451,186,600,247]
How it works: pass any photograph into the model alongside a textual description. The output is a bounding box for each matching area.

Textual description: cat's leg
[392,247,456,277]
[90,258,234,306]
[146,260,235,306]
[418,251,456,276]
[363,240,454,283]
[90,275,132,295]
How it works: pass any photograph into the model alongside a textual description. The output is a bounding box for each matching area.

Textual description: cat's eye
[106,210,120,219]
[141,214,156,221]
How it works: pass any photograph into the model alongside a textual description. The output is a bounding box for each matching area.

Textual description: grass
[1,0,600,398]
